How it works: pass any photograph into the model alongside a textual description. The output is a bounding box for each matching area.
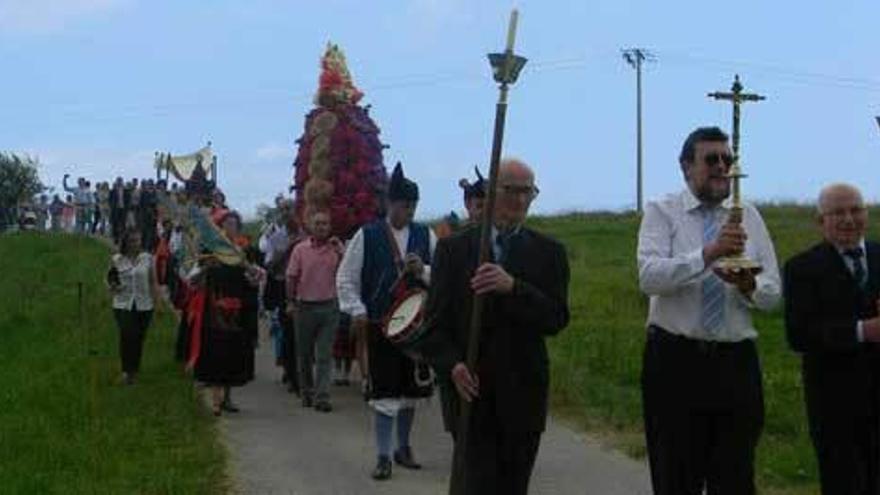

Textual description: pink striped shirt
[286,237,343,303]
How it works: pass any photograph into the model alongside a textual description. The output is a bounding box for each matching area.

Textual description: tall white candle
[505,9,519,52]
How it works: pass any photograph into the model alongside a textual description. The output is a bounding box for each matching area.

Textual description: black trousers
[804,362,880,495]
[452,427,540,495]
[280,310,298,391]
[452,382,542,495]
[641,326,764,495]
[110,209,125,244]
[113,309,153,374]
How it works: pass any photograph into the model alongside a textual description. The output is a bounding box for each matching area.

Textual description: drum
[383,289,428,352]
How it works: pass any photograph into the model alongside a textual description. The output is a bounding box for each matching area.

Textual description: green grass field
[0,233,227,494]
[537,204,880,495]
[0,205,867,494]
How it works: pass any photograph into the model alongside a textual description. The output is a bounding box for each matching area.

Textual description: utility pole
[622,48,655,214]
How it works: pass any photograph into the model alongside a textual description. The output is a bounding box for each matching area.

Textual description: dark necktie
[495,231,515,264]
[844,247,866,288]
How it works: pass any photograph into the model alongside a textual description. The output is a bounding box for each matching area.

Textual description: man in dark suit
[784,183,880,495]
[421,158,570,494]
[109,177,129,244]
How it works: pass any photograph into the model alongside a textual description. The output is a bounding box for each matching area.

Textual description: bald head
[817,182,867,249]
[495,158,538,228]
[818,183,863,215]
[498,158,535,184]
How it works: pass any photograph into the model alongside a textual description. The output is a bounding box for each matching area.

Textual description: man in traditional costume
[337,162,436,480]
[459,166,487,224]
[436,167,486,240]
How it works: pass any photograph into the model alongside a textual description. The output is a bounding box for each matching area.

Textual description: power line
[3,49,879,126]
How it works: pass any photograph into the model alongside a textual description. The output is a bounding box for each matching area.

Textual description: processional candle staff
[448,8,528,495]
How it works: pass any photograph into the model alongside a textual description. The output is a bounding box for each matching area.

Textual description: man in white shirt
[637,126,781,495]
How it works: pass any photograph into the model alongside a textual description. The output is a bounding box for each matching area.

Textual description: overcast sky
[2,0,879,218]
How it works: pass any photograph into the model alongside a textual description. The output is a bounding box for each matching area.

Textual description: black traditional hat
[459,166,486,201]
[388,162,419,202]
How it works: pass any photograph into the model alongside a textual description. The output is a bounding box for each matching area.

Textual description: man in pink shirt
[286,209,344,412]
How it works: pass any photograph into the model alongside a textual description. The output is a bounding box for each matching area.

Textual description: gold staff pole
[449,9,528,495]
[707,74,765,273]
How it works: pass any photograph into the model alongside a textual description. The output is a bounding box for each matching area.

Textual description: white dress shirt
[637,188,781,342]
[336,220,437,416]
[336,220,437,319]
[258,223,290,267]
[111,253,155,311]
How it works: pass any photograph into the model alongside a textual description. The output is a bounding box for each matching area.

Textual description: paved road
[221,336,651,495]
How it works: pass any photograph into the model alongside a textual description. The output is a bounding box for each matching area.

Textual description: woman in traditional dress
[186,211,261,416]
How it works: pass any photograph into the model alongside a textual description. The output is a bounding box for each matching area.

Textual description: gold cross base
[716,254,763,276]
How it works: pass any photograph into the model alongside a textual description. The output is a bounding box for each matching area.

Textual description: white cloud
[255,143,292,162]
[0,0,132,34]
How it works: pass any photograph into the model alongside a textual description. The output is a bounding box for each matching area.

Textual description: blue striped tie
[701,208,725,335]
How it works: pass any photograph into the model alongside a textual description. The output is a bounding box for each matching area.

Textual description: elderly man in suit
[784,183,880,494]
[421,158,570,494]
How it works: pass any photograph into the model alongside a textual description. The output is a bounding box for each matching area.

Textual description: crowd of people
[42,125,880,495]
[14,173,194,250]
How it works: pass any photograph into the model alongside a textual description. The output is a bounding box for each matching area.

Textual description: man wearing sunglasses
[421,158,570,494]
[637,126,781,494]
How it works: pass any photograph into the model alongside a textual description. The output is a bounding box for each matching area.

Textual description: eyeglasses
[499,184,540,199]
[823,206,867,219]
[703,152,734,168]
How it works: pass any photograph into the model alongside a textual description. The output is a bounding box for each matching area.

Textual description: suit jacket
[783,240,880,427]
[109,188,131,213]
[420,225,570,434]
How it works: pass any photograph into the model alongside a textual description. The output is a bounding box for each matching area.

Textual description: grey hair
[817,183,864,214]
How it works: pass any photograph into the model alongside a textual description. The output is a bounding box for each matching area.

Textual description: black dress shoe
[221,399,240,413]
[302,395,314,408]
[371,456,392,480]
[287,382,300,396]
[393,447,422,470]
[315,401,332,413]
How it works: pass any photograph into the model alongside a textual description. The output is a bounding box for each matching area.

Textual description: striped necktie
[701,208,725,335]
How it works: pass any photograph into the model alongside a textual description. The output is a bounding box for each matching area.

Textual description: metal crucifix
[708,74,765,159]
[707,74,766,273]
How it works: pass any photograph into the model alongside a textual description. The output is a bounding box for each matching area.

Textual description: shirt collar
[309,236,330,247]
[683,188,733,213]
[834,238,866,257]
[492,223,523,240]
[385,217,410,233]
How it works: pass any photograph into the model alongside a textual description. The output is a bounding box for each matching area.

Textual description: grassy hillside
[0,233,227,494]
[536,204,875,495]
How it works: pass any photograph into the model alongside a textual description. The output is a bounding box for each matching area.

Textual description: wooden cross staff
[448,9,527,495]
